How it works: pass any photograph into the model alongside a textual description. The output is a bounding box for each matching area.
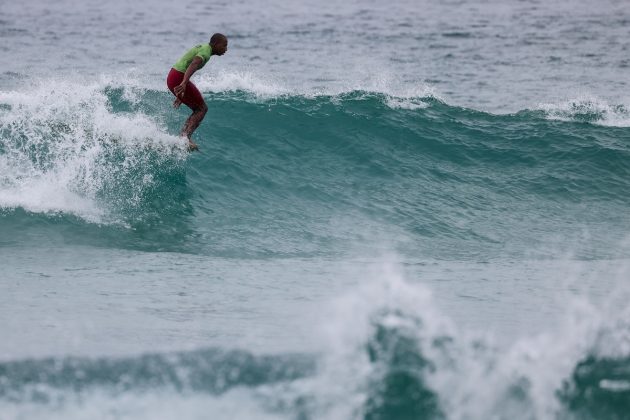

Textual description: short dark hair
[210,33,227,44]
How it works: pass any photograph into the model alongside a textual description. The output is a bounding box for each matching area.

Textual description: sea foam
[537,95,630,127]
[0,77,185,223]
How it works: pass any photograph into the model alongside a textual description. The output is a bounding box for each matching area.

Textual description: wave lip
[194,69,440,108]
[536,95,630,127]
[194,70,290,98]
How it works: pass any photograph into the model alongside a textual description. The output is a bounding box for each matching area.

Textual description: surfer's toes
[187,141,199,152]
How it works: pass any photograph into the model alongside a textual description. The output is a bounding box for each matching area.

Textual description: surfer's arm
[174,57,203,97]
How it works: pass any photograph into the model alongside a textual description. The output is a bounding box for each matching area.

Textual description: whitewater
[1,0,630,419]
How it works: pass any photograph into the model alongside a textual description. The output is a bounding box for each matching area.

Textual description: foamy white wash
[537,95,630,127]
[306,258,630,419]
[0,77,185,223]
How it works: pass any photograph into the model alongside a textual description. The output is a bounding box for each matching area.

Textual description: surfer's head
[210,33,228,56]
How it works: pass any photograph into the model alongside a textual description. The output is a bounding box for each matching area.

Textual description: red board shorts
[166,68,205,110]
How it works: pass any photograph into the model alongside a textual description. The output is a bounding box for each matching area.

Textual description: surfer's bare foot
[187,140,199,151]
[173,98,182,109]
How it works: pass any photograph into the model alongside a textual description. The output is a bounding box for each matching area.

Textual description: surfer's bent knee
[194,102,208,115]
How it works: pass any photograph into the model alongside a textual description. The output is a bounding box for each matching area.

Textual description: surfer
[167,33,228,151]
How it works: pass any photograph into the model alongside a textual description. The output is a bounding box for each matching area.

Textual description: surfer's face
[213,40,228,56]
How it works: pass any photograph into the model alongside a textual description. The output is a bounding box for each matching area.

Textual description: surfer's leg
[179,82,207,141]
[181,102,207,148]
[181,102,207,137]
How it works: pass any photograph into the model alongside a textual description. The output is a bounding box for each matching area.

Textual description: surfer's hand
[173,98,182,109]
[174,82,187,97]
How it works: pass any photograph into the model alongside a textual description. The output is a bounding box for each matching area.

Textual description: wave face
[1,80,628,259]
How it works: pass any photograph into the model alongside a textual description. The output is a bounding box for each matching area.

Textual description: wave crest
[537,96,630,127]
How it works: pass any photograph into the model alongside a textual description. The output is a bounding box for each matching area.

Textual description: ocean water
[1,0,630,419]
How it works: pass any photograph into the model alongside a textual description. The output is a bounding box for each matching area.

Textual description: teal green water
[2,89,629,259]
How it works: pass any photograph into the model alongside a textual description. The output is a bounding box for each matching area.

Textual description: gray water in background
[1,0,629,112]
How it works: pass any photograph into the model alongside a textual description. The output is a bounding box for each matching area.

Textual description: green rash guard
[172,44,213,73]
